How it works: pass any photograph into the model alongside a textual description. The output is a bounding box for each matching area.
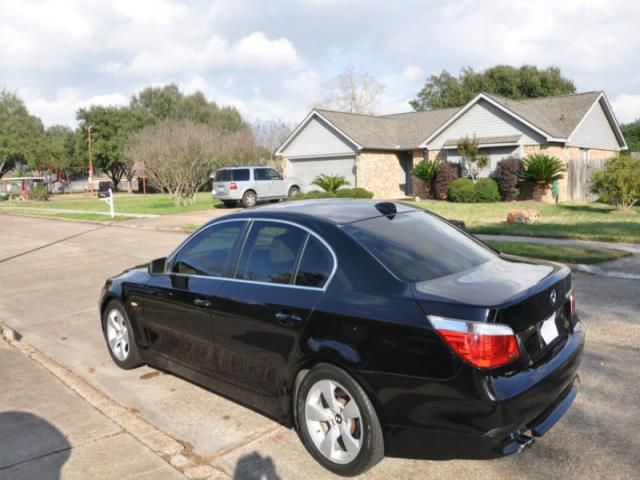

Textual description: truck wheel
[242,190,257,208]
[288,186,301,198]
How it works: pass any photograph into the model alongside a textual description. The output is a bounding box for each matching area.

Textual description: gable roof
[276,91,625,155]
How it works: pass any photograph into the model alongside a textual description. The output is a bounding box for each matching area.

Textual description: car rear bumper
[359,326,585,460]
[213,192,241,200]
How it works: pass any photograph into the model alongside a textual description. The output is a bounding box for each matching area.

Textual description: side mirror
[148,257,167,275]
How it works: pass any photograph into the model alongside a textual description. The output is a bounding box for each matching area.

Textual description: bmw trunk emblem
[550,290,557,306]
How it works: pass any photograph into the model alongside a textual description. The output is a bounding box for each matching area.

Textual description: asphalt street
[1,215,639,479]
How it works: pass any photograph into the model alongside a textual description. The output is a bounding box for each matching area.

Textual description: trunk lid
[412,255,574,367]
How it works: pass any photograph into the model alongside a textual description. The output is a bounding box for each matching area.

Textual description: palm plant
[412,159,439,199]
[311,174,350,193]
[519,154,565,185]
[519,154,565,201]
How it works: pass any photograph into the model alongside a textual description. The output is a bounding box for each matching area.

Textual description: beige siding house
[276,91,627,201]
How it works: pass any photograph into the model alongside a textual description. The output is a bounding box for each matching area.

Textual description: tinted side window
[254,168,269,181]
[232,169,250,181]
[172,222,245,277]
[266,169,281,180]
[237,222,306,284]
[295,236,333,288]
[214,170,230,182]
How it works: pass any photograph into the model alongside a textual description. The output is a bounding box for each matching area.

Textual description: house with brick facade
[275,91,627,201]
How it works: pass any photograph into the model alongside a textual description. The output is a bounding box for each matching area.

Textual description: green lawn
[0,208,132,221]
[408,200,640,243]
[485,240,630,264]
[0,192,221,216]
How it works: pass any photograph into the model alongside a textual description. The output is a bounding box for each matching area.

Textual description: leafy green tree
[44,125,79,174]
[620,119,640,152]
[410,65,576,111]
[76,106,150,189]
[311,174,350,193]
[0,90,46,178]
[130,84,245,132]
[591,154,640,211]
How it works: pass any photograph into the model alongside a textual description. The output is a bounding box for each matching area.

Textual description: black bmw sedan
[99,199,584,476]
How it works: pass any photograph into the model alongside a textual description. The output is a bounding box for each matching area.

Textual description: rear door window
[236,222,306,284]
[343,211,496,282]
[232,169,250,181]
[295,236,333,288]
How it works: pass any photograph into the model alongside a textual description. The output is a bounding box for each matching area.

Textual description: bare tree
[317,65,385,114]
[252,119,294,155]
[125,120,256,206]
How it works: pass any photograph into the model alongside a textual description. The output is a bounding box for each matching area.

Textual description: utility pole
[87,125,94,193]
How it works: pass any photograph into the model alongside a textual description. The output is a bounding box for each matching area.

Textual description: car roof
[216,166,267,170]
[214,199,419,226]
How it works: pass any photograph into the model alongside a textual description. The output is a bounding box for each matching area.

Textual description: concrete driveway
[1,215,639,479]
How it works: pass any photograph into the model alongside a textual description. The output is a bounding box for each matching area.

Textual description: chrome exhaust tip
[513,433,535,453]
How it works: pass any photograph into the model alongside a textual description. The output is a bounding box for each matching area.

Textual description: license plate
[540,314,559,345]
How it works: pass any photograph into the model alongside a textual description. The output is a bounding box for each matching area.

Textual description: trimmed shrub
[495,157,522,201]
[520,154,565,186]
[474,177,501,202]
[291,187,374,201]
[449,177,501,203]
[434,161,460,200]
[448,178,476,203]
[335,187,374,198]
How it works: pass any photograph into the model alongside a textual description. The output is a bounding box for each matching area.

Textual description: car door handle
[275,311,302,327]
[193,298,212,308]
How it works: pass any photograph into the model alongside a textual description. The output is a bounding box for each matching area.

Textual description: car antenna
[375,202,397,217]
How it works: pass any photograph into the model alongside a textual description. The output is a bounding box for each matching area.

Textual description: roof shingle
[311,91,605,150]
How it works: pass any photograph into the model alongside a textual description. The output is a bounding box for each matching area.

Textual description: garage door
[288,156,356,192]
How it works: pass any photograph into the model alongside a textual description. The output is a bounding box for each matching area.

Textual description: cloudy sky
[1,0,639,128]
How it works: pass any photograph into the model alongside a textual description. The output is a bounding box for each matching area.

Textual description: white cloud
[103,31,299,77]
[403,65,424,82]
[0,0,638,128]
[24,89,128,127]
[611,94,640,124]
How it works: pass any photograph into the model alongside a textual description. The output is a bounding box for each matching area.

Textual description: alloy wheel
[305,379,363,464]
[106,308,130,361]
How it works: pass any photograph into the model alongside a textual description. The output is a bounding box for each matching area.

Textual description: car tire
[222,200,238,208]
[295,364,384,477]
[102,300,143,370]
[241,190,257,208]
[288,186,300,198]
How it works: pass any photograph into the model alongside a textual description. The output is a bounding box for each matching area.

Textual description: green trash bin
[0,192,9,201]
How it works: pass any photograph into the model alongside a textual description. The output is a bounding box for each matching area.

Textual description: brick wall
[357,151,407,199]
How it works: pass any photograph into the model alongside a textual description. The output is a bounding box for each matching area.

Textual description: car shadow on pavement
[233,452,282,480]
[0,411,70,480]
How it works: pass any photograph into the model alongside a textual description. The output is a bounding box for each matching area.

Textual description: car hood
[411,255,568,308]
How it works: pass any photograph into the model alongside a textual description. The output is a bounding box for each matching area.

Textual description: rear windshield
[215,169,250,182]
[343,211,496,282]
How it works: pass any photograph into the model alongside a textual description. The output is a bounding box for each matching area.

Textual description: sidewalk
[477,234,640,279]
[0,337,185,480]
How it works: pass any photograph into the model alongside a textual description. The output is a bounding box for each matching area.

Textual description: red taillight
[429,316,520,369]
[570,291,577,316]
[230,182,237,190]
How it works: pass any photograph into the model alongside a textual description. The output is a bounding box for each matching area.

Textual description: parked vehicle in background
[212,166,301,208]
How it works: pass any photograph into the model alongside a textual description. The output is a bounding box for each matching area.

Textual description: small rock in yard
[507,209,539,224]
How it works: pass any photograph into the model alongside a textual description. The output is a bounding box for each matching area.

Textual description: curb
[571,264,640,280]
[0,322,234,479]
